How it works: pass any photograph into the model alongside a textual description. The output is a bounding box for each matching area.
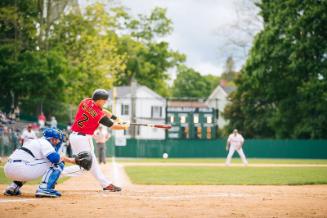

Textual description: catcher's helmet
[43,128,61,141]
[92,89,109,101]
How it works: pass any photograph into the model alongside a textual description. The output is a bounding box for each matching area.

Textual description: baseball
[163,153,168,159]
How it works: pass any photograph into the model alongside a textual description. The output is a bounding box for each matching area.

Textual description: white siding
[205,86,230,128]
[112,86,166,140]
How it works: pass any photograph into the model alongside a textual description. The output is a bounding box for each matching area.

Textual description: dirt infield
[1,163,327,218]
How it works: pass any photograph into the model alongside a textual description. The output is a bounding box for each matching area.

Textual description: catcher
[68,89,129,192]
[3,128,92,198]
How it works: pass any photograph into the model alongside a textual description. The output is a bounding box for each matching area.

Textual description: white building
[108,83,166,140]
[205,83,236,128]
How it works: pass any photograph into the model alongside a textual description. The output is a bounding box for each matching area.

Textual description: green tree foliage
[172,65,218,98]
[49,3,126,103]
[0,1,183,121]
[114,7,185,97]
[224,0,327,139]
[0,0,41,113]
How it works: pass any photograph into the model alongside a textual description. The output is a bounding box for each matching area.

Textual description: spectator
[50,116,57,128]
[10,127,20,150]
[38,112,46,129]
[1,126,10,156]
[20,124,37,145]
[0,112,9,124]
[14,106,20,120]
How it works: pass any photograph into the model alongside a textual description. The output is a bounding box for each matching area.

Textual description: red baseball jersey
[71,98,106,135]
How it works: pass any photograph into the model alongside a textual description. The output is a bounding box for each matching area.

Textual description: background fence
[107,138,327,159]
[1,138,326,159]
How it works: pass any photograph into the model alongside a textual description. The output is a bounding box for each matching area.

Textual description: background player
[69,89,129,192]
[20,124,37,144]
[225,129,248,166]
[4,128,75,197]
[93,125,110,164]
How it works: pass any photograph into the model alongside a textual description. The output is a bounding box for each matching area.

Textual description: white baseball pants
[225,144,248,166]
[69,132,111,188]
[4,159,51,181]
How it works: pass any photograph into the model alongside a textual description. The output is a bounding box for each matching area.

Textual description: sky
[79,0,261,77]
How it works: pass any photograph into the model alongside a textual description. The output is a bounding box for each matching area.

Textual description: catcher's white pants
[69,132,111,188]
[4,159,51,181]
[225,144,248,166]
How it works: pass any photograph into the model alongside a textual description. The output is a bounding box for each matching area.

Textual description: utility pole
[130,78,137,138]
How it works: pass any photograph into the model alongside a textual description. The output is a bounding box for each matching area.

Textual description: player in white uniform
[225,129,248,166]
[20,124,37,144]
[3,128,75,198]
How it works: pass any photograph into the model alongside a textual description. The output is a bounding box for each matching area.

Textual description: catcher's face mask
[49,138,60,146]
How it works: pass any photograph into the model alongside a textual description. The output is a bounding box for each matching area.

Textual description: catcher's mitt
[74,151,92,170]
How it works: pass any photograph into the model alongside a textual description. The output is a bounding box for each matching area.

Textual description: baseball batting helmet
[92,89,109,101]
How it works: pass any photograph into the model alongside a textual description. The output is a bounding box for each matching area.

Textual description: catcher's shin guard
[38,162,64,196]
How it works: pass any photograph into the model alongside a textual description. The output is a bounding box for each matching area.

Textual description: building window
[151,106,162,118]
[121,104,129,115]
[196,127,202,139]
[206,127,211,139]
[182,126,189,139]
[206,115,212,124]
[180,115,186,124]
[193,114,199,124]
[168,114,175,123]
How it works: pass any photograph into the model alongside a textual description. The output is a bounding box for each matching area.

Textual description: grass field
[115,157,327,164]
[125,166,327,185]
[119,158,327,185]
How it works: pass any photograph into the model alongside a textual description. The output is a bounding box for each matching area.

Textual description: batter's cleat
[103,184,122,192]
[4,187,22,196]
[35,188,61,198]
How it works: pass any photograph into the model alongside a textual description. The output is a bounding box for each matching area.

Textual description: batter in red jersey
[69,89,129,192]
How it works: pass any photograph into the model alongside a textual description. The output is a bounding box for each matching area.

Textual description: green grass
[115,158,327,164]
[125,166,327,185]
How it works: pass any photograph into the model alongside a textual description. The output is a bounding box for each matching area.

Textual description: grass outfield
[115,158,327,164]
[125,166,327,185]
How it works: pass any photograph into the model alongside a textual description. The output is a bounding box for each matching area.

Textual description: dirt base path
[1,161,327,218]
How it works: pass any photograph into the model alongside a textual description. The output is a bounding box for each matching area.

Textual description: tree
[114,7,185,97]
[216,0,262,65]
[172,65,217,98]
[224,0,327,139]
[0,1,40,113]
[49,3,126,103]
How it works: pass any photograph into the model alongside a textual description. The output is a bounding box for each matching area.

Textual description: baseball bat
[130,123,172,129]
[119,122,172,129]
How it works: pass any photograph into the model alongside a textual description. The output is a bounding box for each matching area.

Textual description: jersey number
[77,113,89,128]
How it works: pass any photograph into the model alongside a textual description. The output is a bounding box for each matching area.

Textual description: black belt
[20,147,35,158]
[77,132,86,136]
[11,160,22,163]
